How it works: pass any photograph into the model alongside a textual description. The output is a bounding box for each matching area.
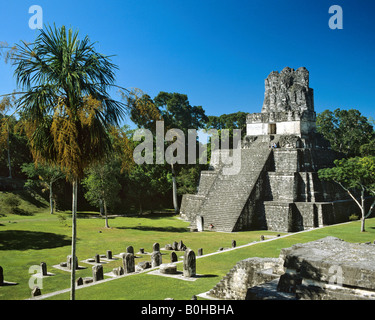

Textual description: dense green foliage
[318,156,375,231]
[316,108,374,157]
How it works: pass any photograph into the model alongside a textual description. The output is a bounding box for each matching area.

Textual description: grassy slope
[1,191,375,300]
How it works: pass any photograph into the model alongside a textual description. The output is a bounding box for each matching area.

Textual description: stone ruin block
[67,255,78,270]
[153,242,160,252]
[40,262,47,276]
[172,241,178,251]
[94,254,100,264]
[151,251,162,268]
[112,266,124,276]
[122,253,135,273]
[279,237,375,299]
[177,240,186,251]
[31,286,41,297]
[183,249,196,277]
[83,277,93,285]
[208,237,375,300]
[136,261,151,272]
[208,257,283,300]
[164,244,173,250]
[92,264,104,282]
[106,250,112,260]
[171,252,178,263]
[159,263,177,275]
[77,277,83,286]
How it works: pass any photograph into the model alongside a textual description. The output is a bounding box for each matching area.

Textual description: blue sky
[1,0,375,125]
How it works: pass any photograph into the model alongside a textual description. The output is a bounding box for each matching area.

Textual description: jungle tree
[13,25,125,299]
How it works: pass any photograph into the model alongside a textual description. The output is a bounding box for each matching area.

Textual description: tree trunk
[70,178,78,300]
[49,181,54,214]
[171,164,179,214]
[338,182,367,233]
[7,126,11,179]
[104,199,109,228]
[361,190,366,232]
[99,199,104,216]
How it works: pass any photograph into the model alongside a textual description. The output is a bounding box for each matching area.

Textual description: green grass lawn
[1,191,375,300]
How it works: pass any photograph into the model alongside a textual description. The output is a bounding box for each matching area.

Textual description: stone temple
[180,67,362,233]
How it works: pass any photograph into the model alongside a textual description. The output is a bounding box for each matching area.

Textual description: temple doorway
[268,123,277,134]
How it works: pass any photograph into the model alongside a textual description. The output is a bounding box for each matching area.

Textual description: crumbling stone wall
[208,257,284,300]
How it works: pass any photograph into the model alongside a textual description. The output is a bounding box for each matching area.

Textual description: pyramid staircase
[187,137,275,232]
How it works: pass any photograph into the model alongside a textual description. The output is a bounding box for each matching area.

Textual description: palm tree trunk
[70,178,78,300]
[49,181,54,214]
[171,164,179,214]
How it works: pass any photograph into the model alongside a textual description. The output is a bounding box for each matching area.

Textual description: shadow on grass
[76,211,102,219]
[16,190,48,209]
[0,230,71,251]
[196,274,218,279]
[117,225,188,233]
[128,211,178,220]
[10,208,34,216]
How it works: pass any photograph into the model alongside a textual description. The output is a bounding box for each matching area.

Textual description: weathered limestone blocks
[279,237,375,299]
[153,243,160,252]
[122,253,135,273]
[40,262,47,276]
[67,255,78,270]
[92,264,104,282]
[31,286,42,297]
[112,266,124,276]
[208,257,284,300]
[171,252,178,262]
[151,251,162,268]
[136,261,151,272]
[164,240,187,251]
[183,249,196,277]
[106,250,112,260]
[159,263,177,275]
[209,237,375,300]
[262,67,314,114]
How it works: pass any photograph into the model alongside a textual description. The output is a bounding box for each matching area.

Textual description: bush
[349,214,360,221]
[57,213,69,227]
[2,194,21,209]
[1,193,32,215]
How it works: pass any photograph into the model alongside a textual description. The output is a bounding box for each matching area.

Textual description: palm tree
[13,25,125,300]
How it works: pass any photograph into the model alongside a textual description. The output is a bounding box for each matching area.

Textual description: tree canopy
[316,108,374,157]
[318,156,375,232]
[12,25,126,300]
